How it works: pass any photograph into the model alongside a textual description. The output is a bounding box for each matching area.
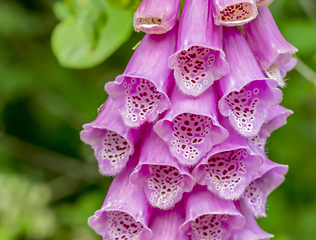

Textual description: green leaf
[107,0,131,8]
[53,2,72,21]
[51,0,133,69]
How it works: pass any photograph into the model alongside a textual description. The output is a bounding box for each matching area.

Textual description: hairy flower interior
[123,77,164,124]
[137,17,162,27]
[243,181,265,217]
[191,214,227,240]
[171,113,212,162]
[106,211,144,240]
[98,130,130,168]
[146,165,185,209]
[220,3,253,22]
[177,46,216,92]
[264,64,284,86]
[204,149,248,199]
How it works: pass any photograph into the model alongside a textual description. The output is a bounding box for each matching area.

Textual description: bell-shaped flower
[248,105,293,155]
[149,201,190,240]
[133,0,180,34]
[212,0,258,26]
[255,0,274,8]
[242,7,297,87]
[130,124,195,210]
[243,156,288,218]
[231,199,274,239]
[217,26,282,137]
[105,25,177,128]
[168,0,229,96]
[192,117,263,200]
[154,84,228,166]
[180,184,245,240]
[88,151,153,240]
[80,98,143,176]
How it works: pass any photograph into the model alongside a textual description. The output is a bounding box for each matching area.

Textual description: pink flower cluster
[81,0,296,239]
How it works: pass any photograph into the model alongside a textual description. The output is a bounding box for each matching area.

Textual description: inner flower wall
[81,0,296,239]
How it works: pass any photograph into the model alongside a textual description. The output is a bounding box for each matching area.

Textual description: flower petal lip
[192,116,263,200]
[168,0,229,97]
[133,0,180,34]
[180,184,245,240]
[217,26,282,137]
[149,201,190,240]
[88,151,153,240]
[130,123,196,210]
[80,98,143,176]
[105,26,177,128]
[154,84,229,166]
[212,0,258,26]
[243,6,297,71]
[231,199,274,239]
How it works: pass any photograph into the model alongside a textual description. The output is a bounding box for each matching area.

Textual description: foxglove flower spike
[217,26,282,137]
[105,25,177,128]
[88,151,153,240]
[130,124,195,210]
[80,98,143,176]
[168,0,229,96]
[133,0,180,34]
[155,84,229,165]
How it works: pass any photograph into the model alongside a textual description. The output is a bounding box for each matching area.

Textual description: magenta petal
[255,0,274,7]
[181,185,245,240]
[231,199,274,240]
[217,27,282,137]
[248,105,293,154]
[130,124,195,209]
[212,0,258,26]
[149,201,190,240]
[88,153,153,240]
[133,0,180,34]
[80,99,143,175]
[192,117,263,200]
[243,7,297,71]
[168,0,229,96]
[243,157,288,217]
[154,84,229,165]
[105,26,177,128]
[279,57,297,79]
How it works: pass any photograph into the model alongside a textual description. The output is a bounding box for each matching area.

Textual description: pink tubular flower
[255,0,274,8]
[168,0,229,96]
[212,0,258,26]
[217,26,282,137]
[148,201,190,240]
[242,7,297,87]
[191,117,263,200]
[231,199,274,239]
[80,98,143,176]
[181,184,245,240]
[88,152,153,240]
[154,84,228,165]
[133,0,180,34]
[130,124,195,210]
[243,156,288,218]
[105,25,177,128]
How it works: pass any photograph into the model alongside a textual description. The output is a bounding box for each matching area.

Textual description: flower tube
[133,0,180,34]
[212,0,258,26]
[181,184,245,240]
[192,117,263,200]
[130,124,195,210]
[168,0,229,96]
[154,84,228,166]
[105,25,177,128]
[248,105,293,154]
[88,151,153,240]
[80,98,143,176]
[242,7,297,86]
[243,156,288,217]
[231,199,274,239]
[217,26,282,137]
[149,201,190,240]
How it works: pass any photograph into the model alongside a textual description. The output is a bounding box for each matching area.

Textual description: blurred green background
[0,0,315,239]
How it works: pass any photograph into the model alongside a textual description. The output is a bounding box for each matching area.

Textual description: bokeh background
[0,0,315,239]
